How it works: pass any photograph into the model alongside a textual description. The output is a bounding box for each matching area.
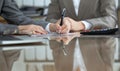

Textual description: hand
[18,24,47,35]
[55,17,85,34]
[66,17,85,32]
[60,18,71,34]
[49,20,62,33]
[49,18,71,34]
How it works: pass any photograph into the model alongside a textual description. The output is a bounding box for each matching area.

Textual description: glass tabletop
[0,33,119,71]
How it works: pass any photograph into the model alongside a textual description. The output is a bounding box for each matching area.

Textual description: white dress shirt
[73,0,87,71]
[73,0,92,30]
[73,38,87,71]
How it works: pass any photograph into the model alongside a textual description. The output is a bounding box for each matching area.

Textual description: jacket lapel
[78,0,97,20]
[63,0,77,19]
[78,0,86,19]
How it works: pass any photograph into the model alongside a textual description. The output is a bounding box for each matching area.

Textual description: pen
[60,8,66,26]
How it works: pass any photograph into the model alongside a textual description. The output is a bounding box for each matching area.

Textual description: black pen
[60,8,66,26]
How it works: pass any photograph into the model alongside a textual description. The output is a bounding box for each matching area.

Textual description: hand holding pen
[59,8,71,34]
[49,8,66,33]
[50,8,71,33]
[59,8,72,34]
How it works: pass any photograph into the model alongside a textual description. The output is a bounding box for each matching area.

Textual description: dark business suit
[46,0,117,29]
[0,0,48,34]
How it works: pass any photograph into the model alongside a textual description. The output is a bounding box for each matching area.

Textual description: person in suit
[46,0,118,33]
[0,0,61,35]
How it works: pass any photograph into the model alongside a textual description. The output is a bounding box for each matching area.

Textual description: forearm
[85,0,117,29]
[86,16,117,29]
[2,0,49,29]
[0,23,18,35]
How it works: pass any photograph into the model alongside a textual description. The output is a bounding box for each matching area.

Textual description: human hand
[49,20,62,33]
[55,17,85,34]
[60,17,72,34]
[49,17,85,34]
[49,18,71,34]
[66,17,85,32]
[18,24,47,35]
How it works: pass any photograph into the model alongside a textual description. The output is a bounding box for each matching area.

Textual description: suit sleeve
[1,0,48,29]
[46,0,61,23]
[85,0,118,29]
[0,23,18,34]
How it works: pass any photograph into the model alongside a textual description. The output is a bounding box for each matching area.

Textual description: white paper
[31,32,79,39]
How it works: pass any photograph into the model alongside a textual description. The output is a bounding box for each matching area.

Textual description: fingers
[55,24,62,33]
[60,18,71,34]
[34,26,47,34]
[18,25,47,35]
[60,25,69,34]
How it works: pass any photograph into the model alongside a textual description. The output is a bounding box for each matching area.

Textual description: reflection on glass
[73,39,87,71]
[0,50,20,71]
[49,32,80,56]
[50,36,116,71]
[78,37,116,71]
[0,35,116,71]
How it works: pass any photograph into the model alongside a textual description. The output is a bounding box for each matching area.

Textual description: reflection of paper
[31,32,79,39]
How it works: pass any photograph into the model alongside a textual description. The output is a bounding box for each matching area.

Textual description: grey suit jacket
[0,0,48,34]
[46,0,118,29]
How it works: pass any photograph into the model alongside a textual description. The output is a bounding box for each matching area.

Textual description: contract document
[31,32,80,39]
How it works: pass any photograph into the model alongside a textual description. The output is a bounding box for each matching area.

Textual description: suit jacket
[0,0,48,34]
[49,37,116,71]
[46,0,117,29]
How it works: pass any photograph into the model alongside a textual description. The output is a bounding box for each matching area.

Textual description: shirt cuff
[81,21,92,30]
[45,23,51,33]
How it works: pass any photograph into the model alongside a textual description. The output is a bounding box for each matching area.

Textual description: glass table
[0,33,119,71]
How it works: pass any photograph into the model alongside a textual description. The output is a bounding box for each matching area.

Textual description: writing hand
[49,20,62,33]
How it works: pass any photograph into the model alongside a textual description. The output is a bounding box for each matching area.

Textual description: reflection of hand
[50,32,80,45]
[61,36,75,45]
[18,24,47,35]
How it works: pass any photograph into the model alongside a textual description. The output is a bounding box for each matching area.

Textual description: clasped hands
[49,17,85,34]
[18,17,85,35]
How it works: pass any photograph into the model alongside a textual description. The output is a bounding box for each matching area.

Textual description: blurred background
[15,0,51,17]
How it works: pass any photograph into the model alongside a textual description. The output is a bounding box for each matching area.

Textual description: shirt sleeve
[45,23,51,32]
[81,21,92,30]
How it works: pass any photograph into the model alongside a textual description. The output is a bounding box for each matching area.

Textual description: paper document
[31,32,80,39]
